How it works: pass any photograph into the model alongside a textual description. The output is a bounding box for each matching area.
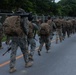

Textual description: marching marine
[3,8,33,73]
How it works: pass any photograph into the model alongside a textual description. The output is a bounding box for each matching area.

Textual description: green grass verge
[2,36,7,42]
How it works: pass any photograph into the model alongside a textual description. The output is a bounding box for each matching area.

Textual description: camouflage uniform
[5,35,10,45]
[38,23,51,56]
[62,19,66,40]
[27,21,38,60]
[54,18,63,43]
[0,22,3,49]
[10,36,28,67]
[66,20,72,37]
[32,23,39,38]
[9,8,32,73]
[38,36,51,55]
[56,28,62,43]
[36,19,42,30]
[72,19,76,34]
[47,17,53,40]
[74,19,76,32]
[28,38,36,59]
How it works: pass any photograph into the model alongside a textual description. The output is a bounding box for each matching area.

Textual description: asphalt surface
[0,34,76,75]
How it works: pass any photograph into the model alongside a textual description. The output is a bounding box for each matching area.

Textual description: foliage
[58,0,76,16]
[0,0,76,16]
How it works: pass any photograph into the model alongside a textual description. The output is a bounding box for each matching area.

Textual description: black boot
[38,50,41,56]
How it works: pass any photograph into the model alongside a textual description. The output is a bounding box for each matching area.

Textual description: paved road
[0,34,76,75]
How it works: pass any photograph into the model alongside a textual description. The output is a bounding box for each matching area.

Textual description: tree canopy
[0,0,76,16]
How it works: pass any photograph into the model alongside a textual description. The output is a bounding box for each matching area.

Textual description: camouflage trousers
[50,32,53,40]
[6,36,10,45]
[62,28,66,40]
[66,28,71,37]
[28,38,36,56]
[10,37,29,68]
[38,36,51,51]
[56,29,62,43]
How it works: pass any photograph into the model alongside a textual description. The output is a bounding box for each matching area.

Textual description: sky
[55,0,60,3]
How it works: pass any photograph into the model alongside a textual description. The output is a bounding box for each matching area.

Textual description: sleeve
[20,17,29,35]
[32,23,39,30]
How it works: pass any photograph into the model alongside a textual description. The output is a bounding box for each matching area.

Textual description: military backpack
[3,16,24,36]
[39,23,51,36]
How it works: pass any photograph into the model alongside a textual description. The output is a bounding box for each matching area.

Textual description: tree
[58,0,76,16]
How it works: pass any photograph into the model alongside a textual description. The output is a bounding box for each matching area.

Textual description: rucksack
[54,19,62,29]
[66,21,71,28]
[39,23,51,36]
[3,16,24,36]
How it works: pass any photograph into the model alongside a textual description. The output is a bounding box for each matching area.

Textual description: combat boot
[9,67,16,73]
[46,50,49,53]
[25,61,33,68]
[38,50,41,56]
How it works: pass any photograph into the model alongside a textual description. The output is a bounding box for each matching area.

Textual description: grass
[2,36,7,42]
